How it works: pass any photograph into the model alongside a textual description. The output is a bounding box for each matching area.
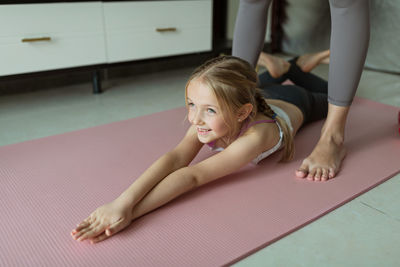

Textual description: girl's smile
[197,127,213,137]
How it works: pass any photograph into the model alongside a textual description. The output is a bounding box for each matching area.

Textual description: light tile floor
[1,63,399,266]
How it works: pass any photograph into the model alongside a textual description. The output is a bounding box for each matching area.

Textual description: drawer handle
[21,37,51,43]
[156,27,177,33]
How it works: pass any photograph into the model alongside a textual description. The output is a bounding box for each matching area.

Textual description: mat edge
[226,169,400,266]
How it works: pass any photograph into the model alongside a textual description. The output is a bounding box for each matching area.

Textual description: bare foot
[257,52,290,78]
[295,134,347,181]
[296,95,349,181]
[296,50,330,72]
[321,57,330,64]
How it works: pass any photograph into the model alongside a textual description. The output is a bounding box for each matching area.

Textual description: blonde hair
[185,55,294,162]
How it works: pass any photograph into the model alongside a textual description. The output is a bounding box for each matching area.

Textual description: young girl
[71,52,330,244]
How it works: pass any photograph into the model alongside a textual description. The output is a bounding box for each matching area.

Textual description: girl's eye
[188,102,195,108]
[207,108,216,114]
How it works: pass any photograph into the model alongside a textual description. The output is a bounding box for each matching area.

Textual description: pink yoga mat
[1,98,399,266]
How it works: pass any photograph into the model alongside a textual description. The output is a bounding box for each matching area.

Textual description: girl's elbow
[180,167,201,189]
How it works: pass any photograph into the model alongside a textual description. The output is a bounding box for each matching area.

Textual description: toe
[296,162,309,178]
[321,169,329,181]
[314,168,322,181]
[296,169,308,178]
[329,168,336,179]
[307,169,316,181]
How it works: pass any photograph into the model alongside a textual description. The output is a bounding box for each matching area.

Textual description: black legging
[233,0,370,107]
[259,58,328,125]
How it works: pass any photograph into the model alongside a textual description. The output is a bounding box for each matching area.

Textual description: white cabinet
[0,1,213,76]
[0,2,107,76]
[103,1,212,63]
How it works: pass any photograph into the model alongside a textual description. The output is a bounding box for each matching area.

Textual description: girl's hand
[71,199,133,244]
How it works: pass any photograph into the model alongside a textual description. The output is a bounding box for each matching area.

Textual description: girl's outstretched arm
[71,125,203,243]
[117,125,203,207]
[83,128,277,243]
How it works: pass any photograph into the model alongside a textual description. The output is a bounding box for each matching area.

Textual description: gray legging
[232,0,370,107]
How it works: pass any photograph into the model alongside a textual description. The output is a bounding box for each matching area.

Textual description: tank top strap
[237,119,277,137]
[207,119,277,149]
[247,119,277,128]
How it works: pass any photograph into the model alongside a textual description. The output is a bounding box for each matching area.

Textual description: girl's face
[186,78,230,144]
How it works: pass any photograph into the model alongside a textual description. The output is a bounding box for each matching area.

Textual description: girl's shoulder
[243,114,278,135]
[239,114,281,150]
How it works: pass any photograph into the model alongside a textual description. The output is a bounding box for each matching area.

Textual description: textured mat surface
[1,98,399,266]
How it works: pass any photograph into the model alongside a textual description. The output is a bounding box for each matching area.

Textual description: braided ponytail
[255,89,294,162]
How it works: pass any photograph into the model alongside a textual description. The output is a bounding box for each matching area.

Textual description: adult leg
[232,0,272,67]
[296,0,370,181]
[328,0,370,107]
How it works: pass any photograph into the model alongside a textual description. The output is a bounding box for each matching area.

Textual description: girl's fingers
[77,230,94,242]
[73,219,99,240]
[90,233,109,244]
[72,216,96,235]
[73,216,93,231]
[73,227,91,240]
[77,222,106,242]
[74,221,90,232]
[106,218,126,237]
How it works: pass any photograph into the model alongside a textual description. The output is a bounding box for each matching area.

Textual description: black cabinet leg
[92,70,102,94]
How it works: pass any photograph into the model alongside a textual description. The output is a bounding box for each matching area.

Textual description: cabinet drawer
[103,0,212,63]
[0,3,106,76]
